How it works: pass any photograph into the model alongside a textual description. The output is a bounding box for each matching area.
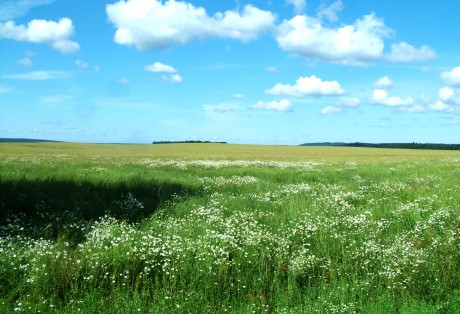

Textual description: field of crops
[1,143,460,313]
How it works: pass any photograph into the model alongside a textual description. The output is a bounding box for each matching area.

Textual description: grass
[2,142,460,162]
[1,143,460,313]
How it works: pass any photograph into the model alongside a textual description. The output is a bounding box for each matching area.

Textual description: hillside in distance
[0,138,61,143]
[300,142,460,150]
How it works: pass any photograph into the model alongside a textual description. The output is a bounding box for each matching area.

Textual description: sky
[1,0,460,145]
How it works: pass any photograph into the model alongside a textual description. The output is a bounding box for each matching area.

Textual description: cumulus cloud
[441,66,460,87]
[266,75,346,97]
[286,0,306,14]
[106,0,275,50]
[275,9,436,66]
[319,96,360,115]
[249,99,292,112]
[316,0,343,22]
[335,96,361,107]
[145,61,182,83]
[276,13,391,65]
[439,87,460,105]
[145,62,177,73]
[376,86,459,114]
[406,106,428,113]
[373,76,393,89]
[319,106,342,114]
[162,74,183,84]
[428,100,455,113]
[385,42,436,62]
[0,18,79,53]
[1,71,70,80]
[370,89,414,107]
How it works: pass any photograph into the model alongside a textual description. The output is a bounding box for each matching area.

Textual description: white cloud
[319,106,342,114]
[439,86,460,105]
[0,18,79,53]
[106,0,275,50]
[439,87,454,102]
[0,0,55,21]
[233,93,244,99]
[401,105,426,113]
[249,99,292,112]
[316,0,343,22]
[385,42,436,62]
[441,66,460,87]
[75,59,88,69]
[286,0,306,14]
[18,57,33,68]
[370,86,459,114]
[276,9,436,66]
[145,62,177,73]
[370,89,414,107]
[162,74,183,84]
[276,13,391,65]
[428,100,455,113]
[419,94,433,105]
[1,71,70,80]
[335,96,361,107]
[373,76,393,89]
[266,75,346,97]
[145,62,182,83]
[93,65,101,72]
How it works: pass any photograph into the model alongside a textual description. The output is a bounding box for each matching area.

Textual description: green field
[1,143,460,313]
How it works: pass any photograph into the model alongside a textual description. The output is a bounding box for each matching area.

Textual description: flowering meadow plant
[1,144,460,312]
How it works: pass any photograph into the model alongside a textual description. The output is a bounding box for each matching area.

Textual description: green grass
[1,143,460,313]
[2,142,460,162]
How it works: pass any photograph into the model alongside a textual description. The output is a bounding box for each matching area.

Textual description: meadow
[1,142,460,313]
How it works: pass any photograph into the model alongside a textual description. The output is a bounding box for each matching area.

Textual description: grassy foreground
[1,143,460,313]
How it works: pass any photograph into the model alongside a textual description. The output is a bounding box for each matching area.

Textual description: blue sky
[1,0,459,144]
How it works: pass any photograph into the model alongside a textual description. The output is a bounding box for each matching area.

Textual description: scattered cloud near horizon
[145,62,183,83]
[249,99,293,112]
[1,71,71,80]
[145,62,177,73]
[266,75,346,97]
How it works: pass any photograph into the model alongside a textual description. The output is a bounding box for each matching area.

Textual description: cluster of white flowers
[1,157,460,312]
[197,175,259,187]
[141,158,323,171]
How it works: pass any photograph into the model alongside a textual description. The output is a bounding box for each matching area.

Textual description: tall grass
[1,144,460,312]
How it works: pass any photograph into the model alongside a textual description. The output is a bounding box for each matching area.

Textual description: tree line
[342,142,460,150]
